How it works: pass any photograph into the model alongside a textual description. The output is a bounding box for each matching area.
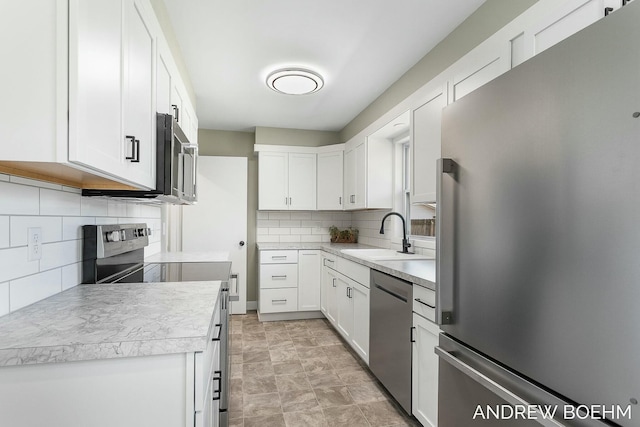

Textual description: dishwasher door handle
[374,283,408,303]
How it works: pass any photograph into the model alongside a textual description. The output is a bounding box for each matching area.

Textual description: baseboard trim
[257,311,325,322]
[246,300,257,311]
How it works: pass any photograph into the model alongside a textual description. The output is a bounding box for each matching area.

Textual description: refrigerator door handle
[435,346,565,427]
[436,158,455,325]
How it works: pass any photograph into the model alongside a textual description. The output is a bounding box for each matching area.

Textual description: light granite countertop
[0,281,221,367]
[257,242,436,290]
[144,251,230,263]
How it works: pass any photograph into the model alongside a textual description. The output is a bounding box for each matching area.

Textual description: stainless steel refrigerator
[436,2,640,426]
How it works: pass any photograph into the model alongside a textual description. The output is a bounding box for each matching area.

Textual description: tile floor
[229,311,419,427]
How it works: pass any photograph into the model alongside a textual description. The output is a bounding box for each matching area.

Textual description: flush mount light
[266,68,324,95]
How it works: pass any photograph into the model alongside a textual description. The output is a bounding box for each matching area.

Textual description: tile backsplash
[352,210,436,256]
[0,175,162,317]
[256,211,353,243]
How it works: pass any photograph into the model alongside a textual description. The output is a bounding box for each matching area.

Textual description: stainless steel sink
[340,248,433,261]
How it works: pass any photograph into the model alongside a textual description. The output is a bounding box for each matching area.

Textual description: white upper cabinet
[411,84,447,203]
[526,0,606,56]
[288,152,317,210]
[258,151,289,210]
[156,40,174,116]
[68,0,128,182]
[317,150,344,210]
[343,137,392,211]
[122,0,156,186]
[257,147,319,211]
[258,150,316,211]
[0,0,197,190]
[69,0,157,188]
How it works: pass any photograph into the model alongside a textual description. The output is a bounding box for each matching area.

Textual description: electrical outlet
[28,227,42,261]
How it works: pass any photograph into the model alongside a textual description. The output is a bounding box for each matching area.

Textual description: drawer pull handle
[272,299,287,304]
[271,256,287,260]
[332,278,337,287]
[212,370,221,401]
[211,323,222,341]
[323,259,334,266]
[271,275,287,279]
[415,298,435,309]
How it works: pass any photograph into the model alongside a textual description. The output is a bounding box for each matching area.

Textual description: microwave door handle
[177,152,185,198]
[191,146,198,201]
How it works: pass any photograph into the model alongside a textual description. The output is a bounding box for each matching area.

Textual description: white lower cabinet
[298,250,321,311]
[260,288,298,313]
[321,255,339,323]
[412,311,440,427]
[336,276,353,340]
[258,249,321,315]
[321,252,370,364]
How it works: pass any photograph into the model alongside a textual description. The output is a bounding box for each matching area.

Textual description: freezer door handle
[435,346,565,427]
[436,158,455,325]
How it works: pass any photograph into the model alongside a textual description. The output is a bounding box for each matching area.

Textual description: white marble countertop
[0,281,221,367]
[144,251,230,263]
[257,242,436,290]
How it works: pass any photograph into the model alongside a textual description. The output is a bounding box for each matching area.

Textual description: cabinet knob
[239,241,245,246]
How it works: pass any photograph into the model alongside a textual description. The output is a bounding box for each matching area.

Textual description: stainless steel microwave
[82,113,198,204]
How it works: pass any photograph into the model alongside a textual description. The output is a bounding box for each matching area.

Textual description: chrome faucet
[379,212,413,254]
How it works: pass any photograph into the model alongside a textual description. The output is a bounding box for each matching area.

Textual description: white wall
[0,174,161,317]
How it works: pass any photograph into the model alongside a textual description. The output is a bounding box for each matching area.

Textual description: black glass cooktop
[105,262,232,284]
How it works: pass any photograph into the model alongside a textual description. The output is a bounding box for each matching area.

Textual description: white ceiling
[163,0,486,132]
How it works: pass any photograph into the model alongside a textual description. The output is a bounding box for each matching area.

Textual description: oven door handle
[229,273,240,302]
[435,347,565,427]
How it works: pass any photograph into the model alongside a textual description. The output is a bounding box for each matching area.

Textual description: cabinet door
[156,40,173,115]
[317,151,344,210]
[353,142,367,209]
[122,0,156,188]
[324,268,339,325]
[298,250,321,311]
[527,0,604,56]
[411,84,447,203]
[351,282,370,364]
[258,152,289,210]
[412,313,440,427]
[68,0,127,180]
[343,147,356,210]
[336,277,353,340]
[288,153,316,210]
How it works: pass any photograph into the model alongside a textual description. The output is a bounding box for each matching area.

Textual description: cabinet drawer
[260,288,298,313]
[336,256,370,287]
[260,264,298,289]
[260,250,298,264]
[413,284,436,322]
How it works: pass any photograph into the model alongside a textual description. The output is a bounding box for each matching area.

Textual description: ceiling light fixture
[266,68,324,95]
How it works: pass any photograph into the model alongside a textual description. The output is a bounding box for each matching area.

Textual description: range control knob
[105,231,121,242]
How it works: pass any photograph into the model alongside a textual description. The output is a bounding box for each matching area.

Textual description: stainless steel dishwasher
[369,269,413,414]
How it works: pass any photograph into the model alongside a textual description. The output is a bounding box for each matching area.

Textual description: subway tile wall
[256,211,353,243]
[0,175,162,318]
[256,210,434,256]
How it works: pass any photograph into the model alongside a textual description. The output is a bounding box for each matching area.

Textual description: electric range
[81,223,230,284]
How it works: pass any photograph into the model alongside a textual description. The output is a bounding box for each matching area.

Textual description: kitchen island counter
[257,242,436,290]
[0,281,221,367]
